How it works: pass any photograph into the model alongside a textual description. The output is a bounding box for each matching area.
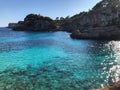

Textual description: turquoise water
[0,28,120,90]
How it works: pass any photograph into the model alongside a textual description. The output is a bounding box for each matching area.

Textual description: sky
[0,0,102,27]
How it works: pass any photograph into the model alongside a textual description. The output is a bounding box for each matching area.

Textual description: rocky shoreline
[70,26,120,40]
[9,0,120,40]
[96,81,120,90]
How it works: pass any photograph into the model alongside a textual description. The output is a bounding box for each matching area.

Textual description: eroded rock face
[70,0,120,39]
[70,0,120,28]
[70,26,120,40]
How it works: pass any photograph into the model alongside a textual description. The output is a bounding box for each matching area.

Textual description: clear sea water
[0,27,120,90]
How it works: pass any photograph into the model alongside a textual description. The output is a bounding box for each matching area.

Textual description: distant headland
[8,0,120,40]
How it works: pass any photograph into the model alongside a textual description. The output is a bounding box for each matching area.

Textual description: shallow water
[0,28,120,90]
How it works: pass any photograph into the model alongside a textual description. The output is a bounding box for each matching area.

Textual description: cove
[0,28,120,90]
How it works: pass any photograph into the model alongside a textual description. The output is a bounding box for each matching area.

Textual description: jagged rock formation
[11,14,56,31]
[69,0,120,39]
[68,0,120,29]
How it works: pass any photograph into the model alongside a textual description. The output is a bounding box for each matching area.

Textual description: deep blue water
[0,27,120,90]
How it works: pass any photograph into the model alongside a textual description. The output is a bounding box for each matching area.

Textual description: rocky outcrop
[96,81,120,90]
[71,26,120,40]
[9,0,120,39]
[71,0,120,28]
[12,14,56,31]
[8,23,17,28]
[70,0,120,39]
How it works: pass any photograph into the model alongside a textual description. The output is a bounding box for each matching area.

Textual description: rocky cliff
[9,0,120,39]
[69,0,120,29]
[70,0,120,39]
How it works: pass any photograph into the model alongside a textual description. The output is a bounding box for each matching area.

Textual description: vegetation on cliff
[9,0,120,39]
[12,14,56,31]
[70,0,120,39]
